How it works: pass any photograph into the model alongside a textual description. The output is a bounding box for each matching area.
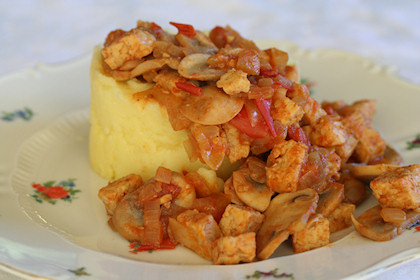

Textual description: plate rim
[2,40,420,279]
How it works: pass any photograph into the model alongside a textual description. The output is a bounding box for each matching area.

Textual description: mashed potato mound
[89,46,212,180]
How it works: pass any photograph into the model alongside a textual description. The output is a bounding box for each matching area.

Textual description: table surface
[1,0,420,279]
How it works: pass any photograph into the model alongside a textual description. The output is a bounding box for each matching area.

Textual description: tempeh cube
[168,209,222,260]
[219,204,264,236]
[370,164,420,209]
[306,115,347,147]
[328,202,355,233]
[266,140,308,193]
[292,214,330,253]
[211,232,256,264]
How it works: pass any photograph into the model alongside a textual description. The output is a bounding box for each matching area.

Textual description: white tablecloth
[1,0,420,279]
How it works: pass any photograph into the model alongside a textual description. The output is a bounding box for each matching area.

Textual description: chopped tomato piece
[255,98,277,138]
[229,107,268,139]
[169,21,196,37]
[175,82,202,96]
[287,125,310,147]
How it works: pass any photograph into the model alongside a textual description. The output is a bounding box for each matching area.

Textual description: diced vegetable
[229,107,268,139]
[255,98,277,138]
[175,81,202,96]
[169,21,196,37]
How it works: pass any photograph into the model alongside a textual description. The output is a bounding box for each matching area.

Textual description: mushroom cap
[351,205,398,241]
[181,85,244,125]
[316,182,345,217]
[178,53,225,81]
[346,163,400,182]
[256,188,318,260]
[232,169,274,212]
[112,187,145,242]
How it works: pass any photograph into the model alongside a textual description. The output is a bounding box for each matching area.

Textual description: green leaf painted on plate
[1,107,34,122]
[246,269,294,279]
[407,134,420,150]
[68,267,91,276]
[31,179,80,204]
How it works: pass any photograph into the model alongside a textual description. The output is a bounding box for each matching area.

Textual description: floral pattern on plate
[246,269,294,279]
[407,134,420,150]
[68,267,91,277]
[1,107,34,122]
[31,178,80,204]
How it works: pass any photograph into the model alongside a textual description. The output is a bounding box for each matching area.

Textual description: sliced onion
[380,208,406,225]
[236,49,260,75]
[201,125,220,139]
[155,166,173,184]
[130,59,167,78]
[183,136,199,163]
[190,124,227,170]
[143,199,163,247]
[138,181,162,204]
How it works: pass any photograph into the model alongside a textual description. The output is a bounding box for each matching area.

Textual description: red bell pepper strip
[255,98,277,138]
[169,21,196,37]
[130,238,177,253]
[176,82,202,96]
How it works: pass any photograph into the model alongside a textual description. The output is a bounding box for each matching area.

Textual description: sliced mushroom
[316,182,344,217]
[232,169,273,212]
[112,187,145,242]
[341,173,368,205]
[176,31,218,54]
[240,157,267,184]
[118,59,144,71]
[346,163,400,182]
[224,176,244,206]
[351,205,398,241]
[129,58,168,78]
[178,53,225,81]
[256,188,318,260]
[369,145,404,165]
[181,85,244,125]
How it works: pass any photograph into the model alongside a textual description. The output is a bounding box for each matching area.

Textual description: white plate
[1,41,420,280]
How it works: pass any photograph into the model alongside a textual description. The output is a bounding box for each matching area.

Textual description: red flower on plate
[33,183,69,199]
[31,179,79,204]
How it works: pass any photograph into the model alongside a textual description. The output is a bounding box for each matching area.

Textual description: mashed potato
[89,46,212,180]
